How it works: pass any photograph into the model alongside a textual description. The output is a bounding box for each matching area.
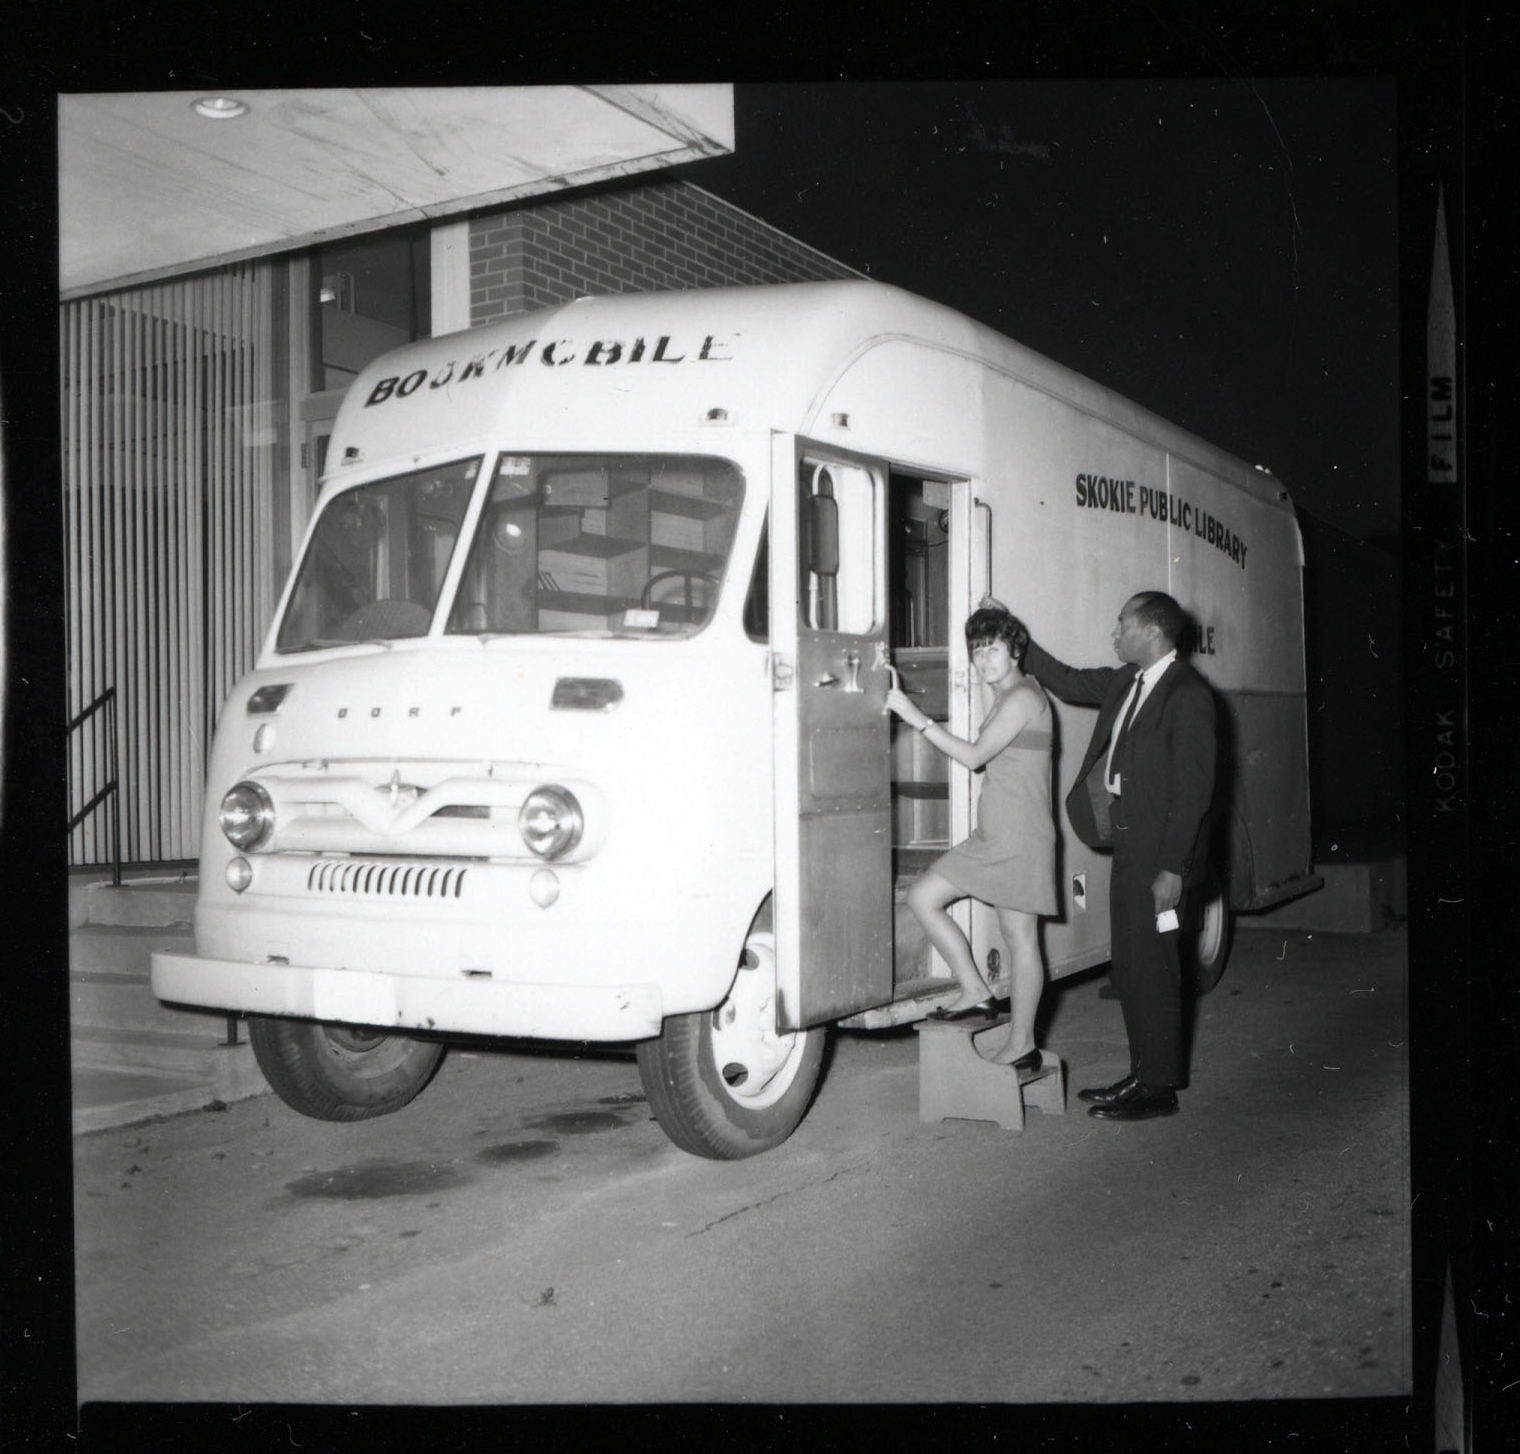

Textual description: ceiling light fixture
[191,96,250,120]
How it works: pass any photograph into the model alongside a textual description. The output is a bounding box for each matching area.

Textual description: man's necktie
[1107,673,1142,791]
[1114,673,1143,749]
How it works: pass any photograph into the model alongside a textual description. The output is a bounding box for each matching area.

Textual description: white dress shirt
[1105,649,1177,794]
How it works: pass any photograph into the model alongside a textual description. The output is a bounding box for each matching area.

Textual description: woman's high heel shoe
[1008,1047,1054,1083]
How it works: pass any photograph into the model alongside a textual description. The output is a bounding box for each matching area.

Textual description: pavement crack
[686,1163,866,1237]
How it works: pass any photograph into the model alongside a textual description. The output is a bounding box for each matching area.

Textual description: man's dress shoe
[1087,1087,1180,1121]
[1077,1074,1139,1106]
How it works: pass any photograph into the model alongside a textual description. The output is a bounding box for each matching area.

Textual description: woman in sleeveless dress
[885,604,1057,1075]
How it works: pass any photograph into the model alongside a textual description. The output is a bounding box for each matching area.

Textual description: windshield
[276,458,479,652]
[445,453,744,638]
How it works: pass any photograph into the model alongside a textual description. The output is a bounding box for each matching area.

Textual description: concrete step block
[916,1020,1066,1131]
[82,878,197,929]
[69,924,195,974]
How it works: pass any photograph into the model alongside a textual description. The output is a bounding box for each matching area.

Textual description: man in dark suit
[1023,591,1217,1121]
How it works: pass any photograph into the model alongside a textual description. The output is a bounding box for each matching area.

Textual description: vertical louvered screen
[63,263,280,866]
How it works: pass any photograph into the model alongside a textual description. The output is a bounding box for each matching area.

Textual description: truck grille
[306,859,469,900]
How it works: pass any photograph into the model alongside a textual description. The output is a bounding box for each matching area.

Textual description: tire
[247,1016,446,1121]
[1187,890,1233,995]
[636,929,827,1159]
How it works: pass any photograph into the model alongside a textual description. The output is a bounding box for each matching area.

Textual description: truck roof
[327,279,1288,511]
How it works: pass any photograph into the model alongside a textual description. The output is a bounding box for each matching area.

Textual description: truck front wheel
[636,930,826,1159]
[247,1016,445,1121]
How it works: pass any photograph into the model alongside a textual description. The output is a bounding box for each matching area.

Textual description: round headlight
[518,785,583,860]
[219,781,275,850]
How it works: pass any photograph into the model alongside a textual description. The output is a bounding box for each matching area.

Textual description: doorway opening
[887,473,958,994]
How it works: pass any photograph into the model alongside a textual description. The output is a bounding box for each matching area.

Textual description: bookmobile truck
[152,280,1319,1159]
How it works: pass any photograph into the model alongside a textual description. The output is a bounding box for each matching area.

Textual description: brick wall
[469,180,862,324]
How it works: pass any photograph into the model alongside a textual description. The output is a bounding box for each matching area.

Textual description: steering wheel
[640,570,718,620]
[640,569,719,622]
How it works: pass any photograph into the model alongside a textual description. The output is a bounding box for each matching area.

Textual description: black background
[2,5,1507,1450]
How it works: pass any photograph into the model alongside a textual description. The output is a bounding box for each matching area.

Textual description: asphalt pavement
[69,923,1409,1437]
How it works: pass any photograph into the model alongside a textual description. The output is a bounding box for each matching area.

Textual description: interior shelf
[649,487,732,521]
[894,782,950,800]
[539,590,641,616]
[542,532,645,560]
[528,475,735,627]
[649,545,724,574]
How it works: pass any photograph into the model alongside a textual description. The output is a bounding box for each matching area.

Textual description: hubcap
[316,1024,417,1078]
[1197,894,1225,962]
[324,1026,388,1054]
[708,932,807,1108]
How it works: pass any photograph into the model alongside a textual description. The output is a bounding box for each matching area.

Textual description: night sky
[674,79,1400,543]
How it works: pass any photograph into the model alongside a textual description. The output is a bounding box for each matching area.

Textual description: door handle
[883,660,924,695]
[818,650,864,691]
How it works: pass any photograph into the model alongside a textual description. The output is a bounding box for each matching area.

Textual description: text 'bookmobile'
[152,280,1319,1158]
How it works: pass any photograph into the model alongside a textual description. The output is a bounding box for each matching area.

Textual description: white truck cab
[152,280,1318,1157]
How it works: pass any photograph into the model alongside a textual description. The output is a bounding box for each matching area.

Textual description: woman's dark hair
[964,604,1029,665]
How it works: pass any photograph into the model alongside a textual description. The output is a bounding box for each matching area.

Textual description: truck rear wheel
[636,930,825,1159]
[247,1016,445,1121]
[1188,890,1233,995]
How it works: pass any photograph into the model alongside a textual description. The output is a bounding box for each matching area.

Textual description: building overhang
[59,85,734,299]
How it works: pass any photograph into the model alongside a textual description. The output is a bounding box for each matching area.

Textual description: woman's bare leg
[988,907,1044,1062]
[907,871,993,1008]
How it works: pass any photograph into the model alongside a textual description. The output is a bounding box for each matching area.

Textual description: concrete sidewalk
[69,871,267,1135]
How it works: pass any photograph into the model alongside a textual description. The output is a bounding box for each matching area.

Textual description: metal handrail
[65,693,233,1044]
[67,686,122,888]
